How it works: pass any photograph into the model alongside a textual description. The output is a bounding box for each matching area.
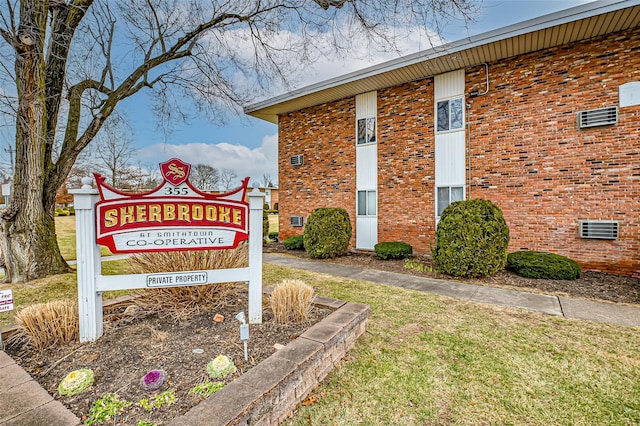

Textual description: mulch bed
[264,242,640,305]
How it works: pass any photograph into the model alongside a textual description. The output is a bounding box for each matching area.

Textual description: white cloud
[136,133,278,187]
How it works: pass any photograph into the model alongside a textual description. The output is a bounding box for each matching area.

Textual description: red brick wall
[278,27,640,276]
[278,98,357,241]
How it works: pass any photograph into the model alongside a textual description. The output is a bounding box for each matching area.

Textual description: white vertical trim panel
[356,91,377,118]
[434,69,465,100]
[435,132,466,185]
[356,143,377,189]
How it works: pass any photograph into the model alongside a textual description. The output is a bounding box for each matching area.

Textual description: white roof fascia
[244,0,640,116]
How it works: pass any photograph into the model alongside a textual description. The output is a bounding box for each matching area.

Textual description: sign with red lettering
[0,289,13,313]
[95,158,249,253]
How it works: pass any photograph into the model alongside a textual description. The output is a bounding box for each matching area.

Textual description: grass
[3,216,640,424]
[263,265,640,425]
[56,216,112,260]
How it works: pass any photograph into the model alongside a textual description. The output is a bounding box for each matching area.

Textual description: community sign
[94,158,249,253]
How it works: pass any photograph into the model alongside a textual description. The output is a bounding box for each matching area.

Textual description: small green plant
[85,393,132,425]
[189,381,225,398]
[303,207,352,259]
[139,389,176,412]
[207,355,237,379]
[374,242,413,260]
[268,231,279,242]
[283,235,304,250]
[404,258,433,273]
[432,199,509,278]
[137,421,156,426]
[507,250,581,280]
[58,368,94,396]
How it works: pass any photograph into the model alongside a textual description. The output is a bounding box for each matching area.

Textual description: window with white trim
[357,190,376,216]
[437,186,464,216]
[357,117,377,144]
[436,97,464,132]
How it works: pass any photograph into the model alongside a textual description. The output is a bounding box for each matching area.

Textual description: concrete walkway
[263,253,640,328]
[2,254,639,425]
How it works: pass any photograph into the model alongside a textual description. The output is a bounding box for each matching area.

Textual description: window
[437,186,464,216]
[436,97,463,132]
[357,117,376,144]
[357,190,376,216]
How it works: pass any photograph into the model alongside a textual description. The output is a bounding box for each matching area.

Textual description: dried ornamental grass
[129,244,248,318]
[15,299,78,350]
[270,279,315,324]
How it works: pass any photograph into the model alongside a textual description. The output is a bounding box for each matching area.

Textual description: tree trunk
[0,0,70,282]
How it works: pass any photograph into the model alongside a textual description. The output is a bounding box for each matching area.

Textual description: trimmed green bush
[283,235,304,250]
[262,209,269,238]
[273,203,278,211]
[432,199,509,278]
[303,207,352,259]
[507,250,581,280]
[268,232,279,242]
[374,242,413,260]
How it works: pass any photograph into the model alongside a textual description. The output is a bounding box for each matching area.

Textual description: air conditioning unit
[577,106,618,129]
[290,216,304,227]
[290,154,304,166]
[579,220,619,240]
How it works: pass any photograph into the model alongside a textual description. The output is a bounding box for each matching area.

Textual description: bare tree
[190,164,219,192]
[219,168,239,191]
[0,0,477,282]
[94,116,136,186]
[261,173,274,188]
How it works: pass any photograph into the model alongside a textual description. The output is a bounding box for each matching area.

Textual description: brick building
[246,1,640,276]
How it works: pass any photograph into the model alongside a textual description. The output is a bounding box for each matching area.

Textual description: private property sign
[95,158,249,253]
[72,158,265,342]
[0,289,13,313]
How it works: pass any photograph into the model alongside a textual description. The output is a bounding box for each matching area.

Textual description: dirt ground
[264,242,640,305]
[6,244,639,425]
[7,292,330,425]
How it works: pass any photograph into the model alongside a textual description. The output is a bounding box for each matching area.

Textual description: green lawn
[263,266,640,425]
[2,218,639,424]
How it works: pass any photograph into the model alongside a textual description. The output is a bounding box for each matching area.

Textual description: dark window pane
[357,118,367,144]
[437,101,449,132]
[367,117,376,143]
[357,191,367,215]
[437,187,449,216]
[450,98,463,129]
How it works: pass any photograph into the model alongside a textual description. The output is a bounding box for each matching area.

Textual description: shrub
[67,206,75,216]
[507,250,581,280]
[273,202,278,211]
[283,235,304,250]
[432,199,509,278]
[270,279,314,324]
[303,207,352,259]
[268,231,279,242]
[374,242,413,260]
[129,244,248,318]
[262,209,269,238]
[15,299,78,350]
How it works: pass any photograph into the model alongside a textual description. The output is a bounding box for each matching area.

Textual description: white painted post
[70,177,103,342]
[247,184,265,324]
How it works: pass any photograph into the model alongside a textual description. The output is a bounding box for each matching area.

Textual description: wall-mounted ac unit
[579,220,619,240]
[290,154,304,166]
[577,106,618,129]
[290,216,304,227]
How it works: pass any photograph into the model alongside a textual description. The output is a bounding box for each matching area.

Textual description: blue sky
[84,1,599,185]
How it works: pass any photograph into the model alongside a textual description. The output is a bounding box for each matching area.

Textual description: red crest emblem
[160,158,191,186]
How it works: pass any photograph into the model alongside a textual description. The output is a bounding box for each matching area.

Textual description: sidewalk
[2,254,638,425]
[263,253,640,328]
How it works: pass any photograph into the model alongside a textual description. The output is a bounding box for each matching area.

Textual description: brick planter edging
[170,299,370,426]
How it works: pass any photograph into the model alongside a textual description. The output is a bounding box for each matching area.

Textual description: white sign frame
[71,179,264,343]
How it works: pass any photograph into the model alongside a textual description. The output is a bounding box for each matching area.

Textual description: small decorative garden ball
[206,355,236,379]
[141,369,167,391]
[58,368,94,396]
